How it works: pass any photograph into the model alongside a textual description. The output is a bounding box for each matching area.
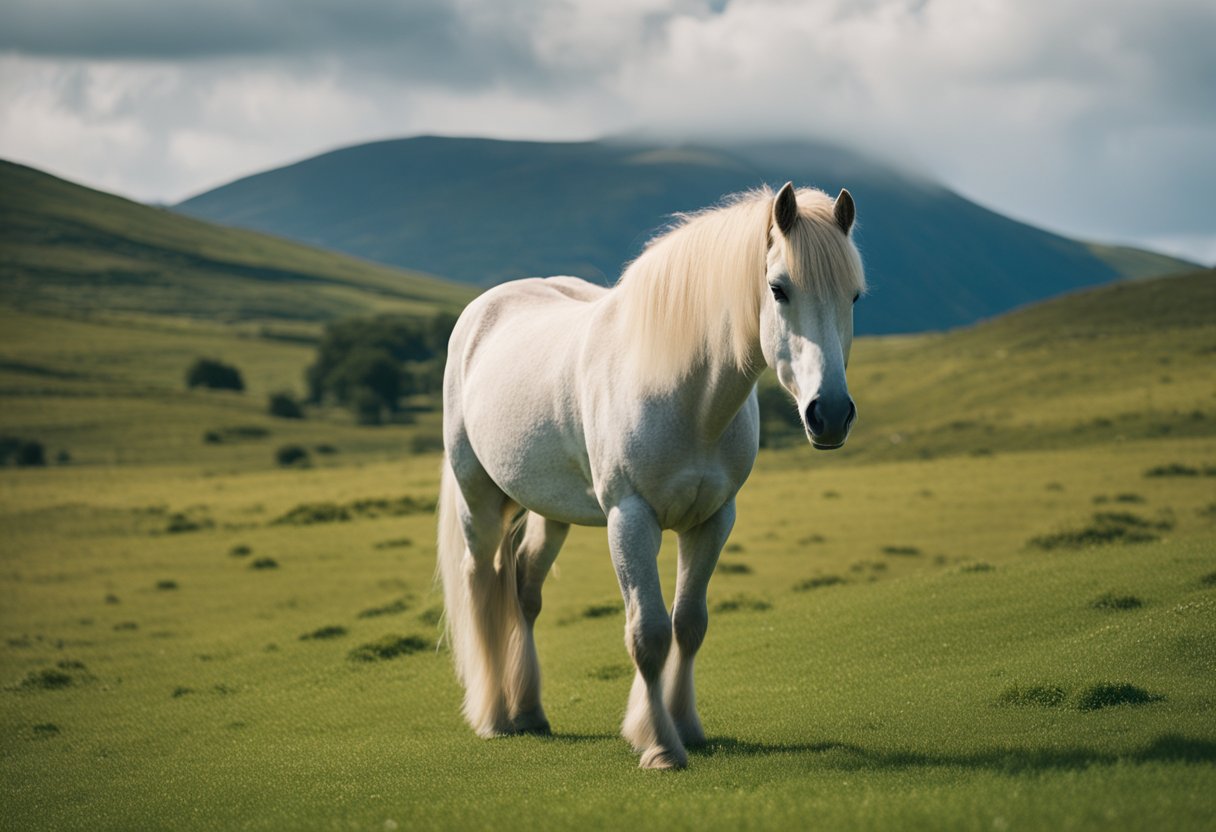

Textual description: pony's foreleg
[505,513,569,734]
[608,496,686,770]
[666,499,735,748]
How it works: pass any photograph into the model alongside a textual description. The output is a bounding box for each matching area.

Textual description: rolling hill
[0,160,473,325]
[175,136,1195,334]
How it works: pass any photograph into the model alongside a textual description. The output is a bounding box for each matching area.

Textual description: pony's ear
[834,188,856,235]
[773,181,798,237]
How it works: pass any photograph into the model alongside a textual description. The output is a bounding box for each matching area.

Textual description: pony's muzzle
[806,397,856,450]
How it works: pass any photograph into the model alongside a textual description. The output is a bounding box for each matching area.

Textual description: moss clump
[348,635,429,662]
[357,598,410,619]
[712,594,772,613]
[20,668,73,690]
[997,683,1068,708]
[300,625,348,640]
[1075,683,1159,711]
[250,558,279,570]
[1090,592,1143,611]
[881,545,921,556]
[1144,463,1199,477]
[581,602,623,619]
[716,561,752,575]
[1029,511,1172,550]
[997,681,1160,710]
[793,575,846,591]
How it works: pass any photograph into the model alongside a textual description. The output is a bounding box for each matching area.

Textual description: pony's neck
[683,338,766,443]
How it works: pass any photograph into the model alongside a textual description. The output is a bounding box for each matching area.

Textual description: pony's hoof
[640,746,688,770]
[511,709,552,736]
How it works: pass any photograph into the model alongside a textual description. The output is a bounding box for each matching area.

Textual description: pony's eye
[770,285,789,304]
[852,292,860,305]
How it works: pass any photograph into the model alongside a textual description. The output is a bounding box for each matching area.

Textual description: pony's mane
[615,186,865,391]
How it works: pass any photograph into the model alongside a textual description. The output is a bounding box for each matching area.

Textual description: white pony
[438,183,865,769]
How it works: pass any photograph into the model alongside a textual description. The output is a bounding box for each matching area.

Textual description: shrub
[186,358,244,391]
[0,436,46,467]
[268,392,304,419]
[1144,463,1199,477]
[250,558,279,570]
[276,445,310,467]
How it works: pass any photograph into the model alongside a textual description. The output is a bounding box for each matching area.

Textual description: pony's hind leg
[442,459,518,738]
[666,499,736,747]
[609,496,687,770]
[505,512,569,734]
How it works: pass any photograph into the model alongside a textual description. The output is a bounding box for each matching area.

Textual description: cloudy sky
[2,0,1213,262]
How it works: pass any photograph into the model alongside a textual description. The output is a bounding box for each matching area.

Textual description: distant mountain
[0,160,472,324]
[175,136,1195,334]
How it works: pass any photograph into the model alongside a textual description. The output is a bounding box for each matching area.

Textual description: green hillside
[175,136,1197,334]
[0,160,473,324]
[2,263,1214,829]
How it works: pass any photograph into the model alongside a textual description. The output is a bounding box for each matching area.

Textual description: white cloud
[1,0,1212,259]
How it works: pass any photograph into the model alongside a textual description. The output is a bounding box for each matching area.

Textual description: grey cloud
[0,0,549,88]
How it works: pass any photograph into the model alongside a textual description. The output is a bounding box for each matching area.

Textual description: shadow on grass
[685,734,1216,772]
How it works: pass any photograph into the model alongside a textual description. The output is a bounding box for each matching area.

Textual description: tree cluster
[186,358,244,392]
[306,313,456,424]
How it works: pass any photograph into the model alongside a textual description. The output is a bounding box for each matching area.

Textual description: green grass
[1,269,1214,828]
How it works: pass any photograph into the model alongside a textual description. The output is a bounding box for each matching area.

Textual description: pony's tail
[437,456,524,736]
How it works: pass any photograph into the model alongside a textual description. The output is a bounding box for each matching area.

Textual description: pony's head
[760,183,865,450]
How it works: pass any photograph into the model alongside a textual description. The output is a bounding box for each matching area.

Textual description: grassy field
[2,270,1214,830]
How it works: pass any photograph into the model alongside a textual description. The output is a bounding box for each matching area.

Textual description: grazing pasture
[2,270,1214,829]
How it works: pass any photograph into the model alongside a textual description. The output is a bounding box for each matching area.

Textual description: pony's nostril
[846,400,857,428]
[805,399,825,435]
